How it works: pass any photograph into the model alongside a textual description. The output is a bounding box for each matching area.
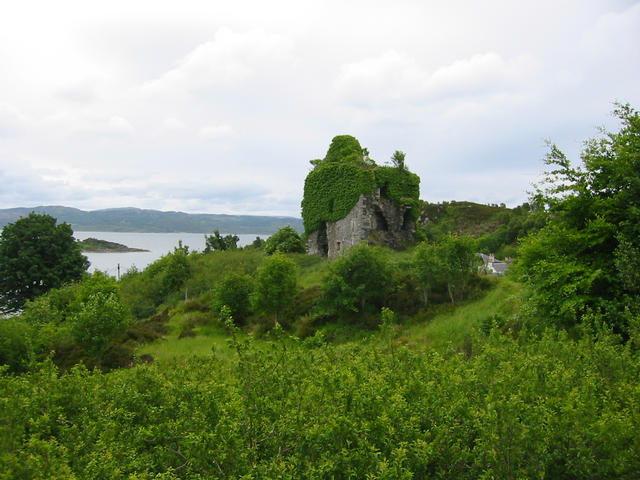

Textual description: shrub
[72,292,129,357]
[264,226,305,255]
[321,244,394,315]
[0,319,34,374]
[253,254,297,326]
[213,273,254,323]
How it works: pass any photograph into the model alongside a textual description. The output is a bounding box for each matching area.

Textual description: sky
[1,0,639,217]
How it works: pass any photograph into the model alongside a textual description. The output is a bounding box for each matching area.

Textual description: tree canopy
[253,253,297,326]
[264,226,305,255]
[321,244,392,314]
[0,213,88,313]
[517,103,640,333]
[204,229,239,252]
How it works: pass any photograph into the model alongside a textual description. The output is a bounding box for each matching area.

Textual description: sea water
[73,232,267,277]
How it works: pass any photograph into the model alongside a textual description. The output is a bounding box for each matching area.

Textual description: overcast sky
[1,1,639,217]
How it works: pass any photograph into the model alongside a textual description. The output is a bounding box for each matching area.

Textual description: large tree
[517,103,640,332]
[253,253,297,326]
[0,213,88,313]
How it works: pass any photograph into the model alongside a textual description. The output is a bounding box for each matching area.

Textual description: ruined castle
[301,135,420,258]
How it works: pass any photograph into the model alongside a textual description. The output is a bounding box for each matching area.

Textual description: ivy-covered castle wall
[301,135,420,257]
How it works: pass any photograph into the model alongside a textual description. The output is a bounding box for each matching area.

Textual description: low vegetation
[1,105,640,477]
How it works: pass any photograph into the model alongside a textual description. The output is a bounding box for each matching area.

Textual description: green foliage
[439,234,479,303]
[204,229,239,252]
[476,201,548,257]
[0,213,88,313]
[1,326,639,478]
[374,166,421,220]
[301,162,376,233]
[184,249,264,301]
[323,134,364,163]
[5,271,133,370]
[161,244,191,297]
[390,149,406,170]
[264,225,305,255]
[412,241,442,306]
[321,244,393,314]
[419,200,547,257]
[253,254,298,326]
[71,292,129,356]
[0,319,34,374]
[119,243,196,317]
[517,103,640,333]
[247,236,266,250]
[302,136,421,235]
[212,273,254,323]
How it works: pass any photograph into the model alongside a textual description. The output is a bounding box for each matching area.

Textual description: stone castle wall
[307,193,414,258]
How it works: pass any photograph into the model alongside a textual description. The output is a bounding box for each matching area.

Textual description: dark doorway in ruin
[374,206,389,231]
[401,209,412,231]
[317,222,328,256]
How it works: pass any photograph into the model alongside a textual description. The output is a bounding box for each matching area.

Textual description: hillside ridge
[0,206,303,234]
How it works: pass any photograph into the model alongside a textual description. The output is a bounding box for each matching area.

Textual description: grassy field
[398,276,522,351]
[137,267,521,363]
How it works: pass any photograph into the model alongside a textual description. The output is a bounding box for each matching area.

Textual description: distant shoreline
[77,237,149,253]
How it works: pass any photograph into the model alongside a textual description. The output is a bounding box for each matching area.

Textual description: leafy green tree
[247,236,266,250]
[390,150,406,170]
[0,319,34,373]
[517,103,640,332]
[413,241,443,306]
[161,242,191,297]
[253,254,297,326]
[213,273,254,323]
[71,292,128,356]
[204,229,239,252]
[439,234,478,304]
[322,244,393,313]
[264,226,305,255]
[0,213,88,313]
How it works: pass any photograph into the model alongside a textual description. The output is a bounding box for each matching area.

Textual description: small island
[77,237,149,253]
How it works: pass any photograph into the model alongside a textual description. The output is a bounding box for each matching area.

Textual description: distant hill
[419,200,510,237]
[0,206,303,234]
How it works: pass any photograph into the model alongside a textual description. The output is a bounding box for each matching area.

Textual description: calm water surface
[74,232,266,277]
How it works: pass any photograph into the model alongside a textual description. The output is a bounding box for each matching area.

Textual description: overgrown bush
[0,319,34,374]
[253,254,298,327]
[1,326,639,478]
[264,226,305,255]
[72,292,129,357]
[212,273,254,323]
[321,244,394,315]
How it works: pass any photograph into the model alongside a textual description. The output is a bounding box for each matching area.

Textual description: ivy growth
[301,135,421,234]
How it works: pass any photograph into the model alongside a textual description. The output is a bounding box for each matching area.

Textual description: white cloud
[1,1,639,216]
[141,27,293,97]
[162,117,187,131]
[428,53,537,98]
[0,104,28,137]
[106,116,135,136]
[336,50,538,107]
[198,124,234,140]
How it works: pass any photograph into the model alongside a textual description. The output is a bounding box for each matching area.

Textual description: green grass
[136,304,237,363]
[399,276,522,352]
[137,332,235,363]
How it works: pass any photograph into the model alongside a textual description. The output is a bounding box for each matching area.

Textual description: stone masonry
[307,192,415,258]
